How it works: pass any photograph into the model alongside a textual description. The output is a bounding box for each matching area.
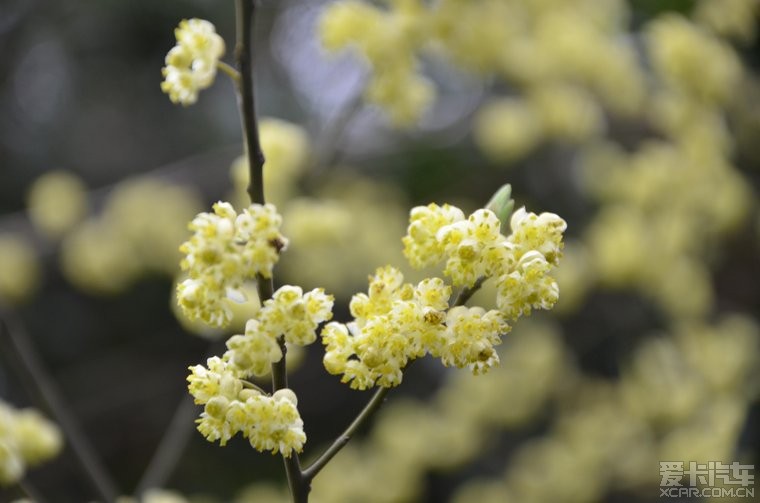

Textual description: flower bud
[238,388,263,401]
[205,396,230,419]
[272,388,298,406]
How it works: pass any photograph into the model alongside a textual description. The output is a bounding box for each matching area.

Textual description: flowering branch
[163,4,567,502]
[233,1,305,501]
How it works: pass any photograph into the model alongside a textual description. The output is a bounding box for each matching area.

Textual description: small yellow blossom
[243,390,306,457]
[225,319,283,377]
[319,0,382,51]
[177,202,288,328]
[434,306,509,374]
[695,0,759,42]
[438,209,512,287]
[473,98,543,162]
[259,285,334,346]
[161,19,225,106]
[496,250,560,320]
[646,14,742,105]
[321,266,454,389]
[187,356,242,406]
[404,204,563,290]
[337,268,419,388]
[528,82,604,142]
[508,207,567,265]
[318,0,432,125]
[187,358,306,456]
[403,203,465,268]
[26,170,88,239]
[0,235,40,305]
[0,400,62,486]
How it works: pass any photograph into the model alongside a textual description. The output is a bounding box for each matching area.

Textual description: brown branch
[233,1,305,501]
[302,385,390,481]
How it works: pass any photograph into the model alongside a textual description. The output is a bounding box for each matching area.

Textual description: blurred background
[1,0,759,501]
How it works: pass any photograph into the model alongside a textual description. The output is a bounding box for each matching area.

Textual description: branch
[19,478,49,503]
[308,91,364,174]
[135,338,226,496]
[302,385,390,481]
[217,61,241,86]
[0,317,120,503]
[452,276,487,307]
[134,394,197,497]
[235,0,266,207]
[233,2,305,501]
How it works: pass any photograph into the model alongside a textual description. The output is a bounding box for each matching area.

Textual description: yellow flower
[322,266,457,389]
[473,98,543,162]
[0,235,40,305]
[403,203,465,268]
[0,400,62,486]
[258,285,334,346]
[225,319,283,377]
[434,306,509,374]
[646,14,742,105]
[161,19,225,106]
[508,207,567,265]
[26,170,88,239]
[178,202,288,328]
[496,251,559,320]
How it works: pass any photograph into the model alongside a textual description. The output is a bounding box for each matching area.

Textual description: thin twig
[134,338,226,496]
[302,385,390,481]
[0,318,120,503]
[217,61,241,85]
[235,0,266,207]
[134,394,197,497]
[233,1,305,501]
[308,91,364,174]
[19,477,49,503]
[452,276,487,307]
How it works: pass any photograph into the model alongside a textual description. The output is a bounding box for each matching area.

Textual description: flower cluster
[646,14,741,106]
[404,203,565,318]
[498,207,566,319]
[404,204,515,286]
[61,177,203,296]
[224,286,334,376]
[187,357,306,457]
[319,0,433,125]
[177,202,288,328]
[187,284,331,452]
[225,319,283,377]
[322,267,453,389]
[161,19,225,106]
[319,0,644,128]
[259,286,334,346]
[0,400,62,486]
[322,203,566,389]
